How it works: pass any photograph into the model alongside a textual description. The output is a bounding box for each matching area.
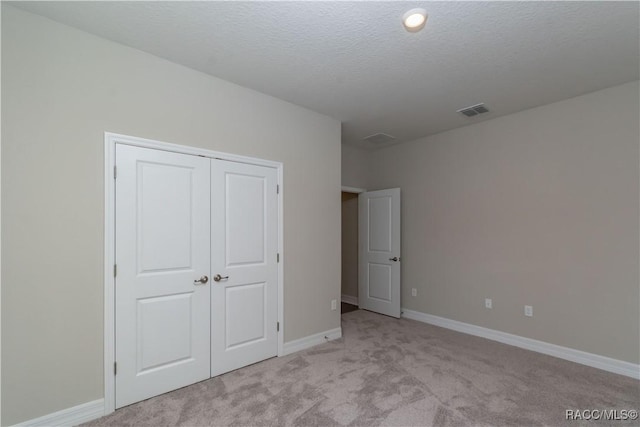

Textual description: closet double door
[114,145,278,408]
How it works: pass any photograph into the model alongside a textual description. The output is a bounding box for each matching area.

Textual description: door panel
[367,263,392,301]
[136,293,193,372]
[211,160,278,376]
[359,188,401,318]
[225,282,266,348]
[115,145,211,408]
[225,173,266,266]
[137,163,194,272]
[368,196,392,252]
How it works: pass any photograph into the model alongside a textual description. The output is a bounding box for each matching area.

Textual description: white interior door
[211,160,278,377]
[115,145,211,408]
[358,188,401,318]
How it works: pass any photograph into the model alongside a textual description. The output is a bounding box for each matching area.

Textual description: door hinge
[114,362,117,375]
[114,264,117,277]
[277,253,280,263]
[114,165,117,179]
[277,184,279,194]
[277,322,280,332]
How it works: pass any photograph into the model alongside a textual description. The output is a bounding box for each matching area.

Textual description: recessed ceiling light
[403,8,428,33]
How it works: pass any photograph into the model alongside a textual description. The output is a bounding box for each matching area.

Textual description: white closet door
[115,145,211,408]
[210,160,278,376]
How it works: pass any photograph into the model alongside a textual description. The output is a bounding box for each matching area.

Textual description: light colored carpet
[85,309,639,426]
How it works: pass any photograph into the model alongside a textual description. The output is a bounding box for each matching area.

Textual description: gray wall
[341,145,370,189]
[368,81,640,364]
[1,6,341,425]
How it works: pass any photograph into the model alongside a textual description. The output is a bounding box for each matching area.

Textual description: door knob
[213,274,229,282]
[389,257,400,262]
[194,275,209,285]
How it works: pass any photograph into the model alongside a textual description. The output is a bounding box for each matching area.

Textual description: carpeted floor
[85,310,639,426]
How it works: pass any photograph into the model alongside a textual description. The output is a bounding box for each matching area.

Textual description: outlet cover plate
[525,305,533,317]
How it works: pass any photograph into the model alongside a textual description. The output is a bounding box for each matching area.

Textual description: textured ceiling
[11,1,640,149]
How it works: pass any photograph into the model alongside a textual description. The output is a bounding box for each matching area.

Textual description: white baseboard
[11,327,341,426]
[341,294,358,306]
[11,398,105,427]
[401,308,640,380]
[281,327,342,356]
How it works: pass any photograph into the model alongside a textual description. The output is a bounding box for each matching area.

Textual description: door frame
[103,132,284,415]
[341,186,366,194]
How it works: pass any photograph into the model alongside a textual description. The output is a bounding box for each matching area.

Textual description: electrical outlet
[331,299,337,311]
[485,298,492,309]
[411,288,417,297]
[525,305,533,317]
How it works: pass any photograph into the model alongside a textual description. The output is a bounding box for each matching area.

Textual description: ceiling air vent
[457,103,490,117]
[363,133,396,145]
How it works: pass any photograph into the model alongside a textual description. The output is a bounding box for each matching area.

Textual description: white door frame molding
[341,186,366,194]
[103,132,284,415]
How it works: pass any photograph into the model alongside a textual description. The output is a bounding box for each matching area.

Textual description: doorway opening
[341,188,362,314]
[341,186,402,318]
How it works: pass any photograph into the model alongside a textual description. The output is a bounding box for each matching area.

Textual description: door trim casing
[341,186,366,194]
[103,132,284,416]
